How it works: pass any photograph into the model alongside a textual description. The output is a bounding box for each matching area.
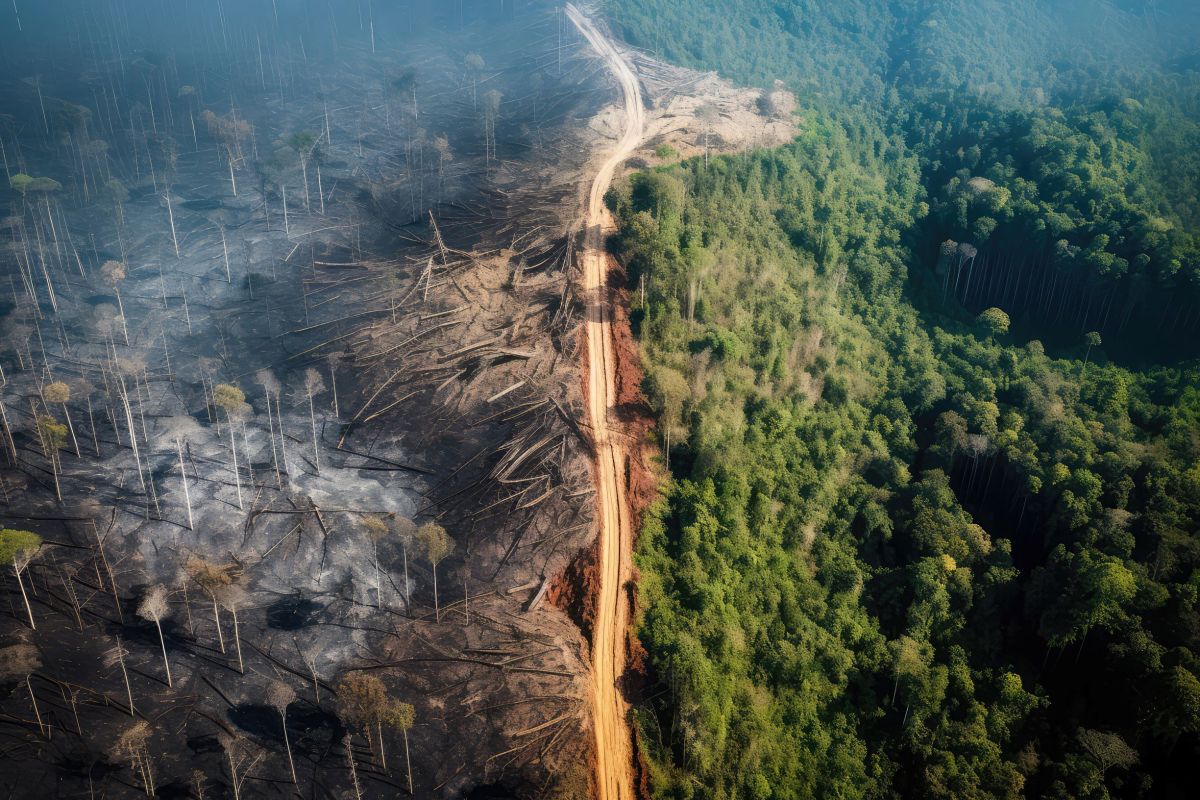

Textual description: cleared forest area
[0,1,614,796]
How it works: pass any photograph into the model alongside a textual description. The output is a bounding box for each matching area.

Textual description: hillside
[602,1,1200,798]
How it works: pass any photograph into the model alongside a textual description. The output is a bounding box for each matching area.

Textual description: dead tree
[344,733,363,800]
[160,415,202,530]
[137,584,172,687]
[186,555,233,653]
[266,680,298,783]
[291,637,323,705]
[337,672,415,783]
[221,583,247,673]
[100,260,130,345]
[191,770,208,800]
[255,370,283,488]
[112,355,150,504]
[201,109,253,196]
[0,528,42,628]
[416,522,453,622]
[326,352,341,416]
[103,636,136,716]
[0,398,18,462]
[465,53,485,110]
[391,700,416,792]
[213,384,250,510]
[111,720,155,796]
[393,515,415,614]
[43,381,79,457]
[0,641,44,737]
[34,415,67,502]
[303,368,326,475]
[483,89,503,164]
[361,515,388,609]
[287,132,320,211]
[219,733,262,800]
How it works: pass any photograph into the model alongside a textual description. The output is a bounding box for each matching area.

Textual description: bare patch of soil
[631,54,799,165]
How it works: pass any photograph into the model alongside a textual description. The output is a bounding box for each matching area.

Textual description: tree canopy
[606,3,1200,794]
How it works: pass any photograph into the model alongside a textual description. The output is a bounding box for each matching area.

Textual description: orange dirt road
[566,4,644,800]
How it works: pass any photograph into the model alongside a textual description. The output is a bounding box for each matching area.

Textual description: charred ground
[0,1,613,797]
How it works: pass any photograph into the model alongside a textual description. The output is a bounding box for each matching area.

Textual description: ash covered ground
[0,1,616,796]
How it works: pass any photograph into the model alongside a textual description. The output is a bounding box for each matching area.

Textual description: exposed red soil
[607,255,658,799]
[548,535,601,643]
[547,252,659,798]
[604,257,659,534]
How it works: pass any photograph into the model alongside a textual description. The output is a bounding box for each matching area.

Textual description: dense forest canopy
[604,1,1200,798]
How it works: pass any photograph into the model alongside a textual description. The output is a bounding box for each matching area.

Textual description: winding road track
[566,5,643,800]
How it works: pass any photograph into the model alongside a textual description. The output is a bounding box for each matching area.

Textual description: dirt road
[566,4,644,800]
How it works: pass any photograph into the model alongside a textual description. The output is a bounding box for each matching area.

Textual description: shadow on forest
[904,242,1200,368]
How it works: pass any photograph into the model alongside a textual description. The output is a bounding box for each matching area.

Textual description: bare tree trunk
[330,362,339,416]
[115,289,130,345]
[165,192,179,257]
[117,375,143,492]
[140,751,156,796]
[229,424,243,510]
[282,711,297,783]
[86,396,100,456]
[211,597,226,653]
[276,393,289,479]
[317,164,325,214]
[26,676,45,737]
[117,637,135,715]
[305,656,320,704]
[182,583,195,636]
[231,605,243,673]
[221,227,231,283]
[59,567,83,630]
[154,618,172,686]
[50,450,62,502]
[308,393,320,474]
[346,736,363,800]
[433,563,440,622]
[403,544,410,615]
[227,750,241,800]
[177,438,193,530]
[14,569,35,629]
[66,687,82,733]
[61,403,80,457]
[301,160,311,211]
[403,728,412,794]
[0,401,17,462]
[97,536,123,624]
[374,540,382,609]
[264,391,281,489]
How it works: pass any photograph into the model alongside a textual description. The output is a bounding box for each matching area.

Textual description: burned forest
[0,1,625,796]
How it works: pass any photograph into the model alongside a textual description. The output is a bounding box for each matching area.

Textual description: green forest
[602,0,1200,797]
